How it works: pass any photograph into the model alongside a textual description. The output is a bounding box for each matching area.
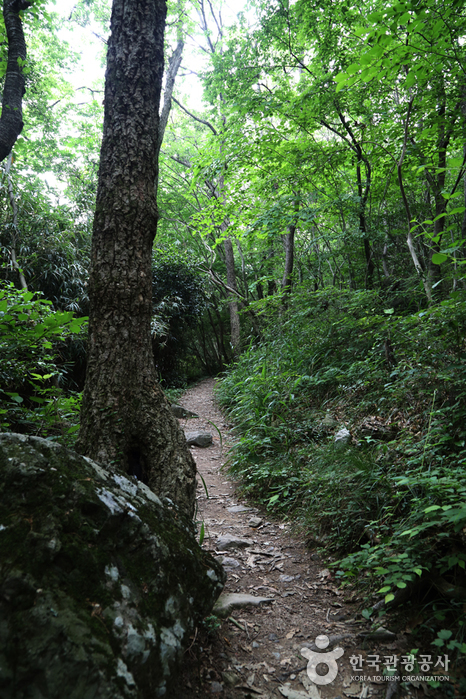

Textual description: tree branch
[158,39,184,150]
[172,96,217,134]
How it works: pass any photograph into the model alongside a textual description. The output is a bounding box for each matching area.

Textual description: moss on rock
[0,433,225,698]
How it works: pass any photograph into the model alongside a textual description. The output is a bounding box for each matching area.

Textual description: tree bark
[0,0,32,163]
[281,199,298,296]
[77,0,196,519]
[154,38,183,200]
[424,90,454,296]
[223,234,241,356]
[331,110,375,289]
[4,153,27,288]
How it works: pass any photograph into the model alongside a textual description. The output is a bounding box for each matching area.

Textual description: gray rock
[227,504,251,513]
[279,684,321,699]
[222,671,240,687]
[184,431,213,447]
[248,517,263,528]
[213,593,275,618]
[334,427,351,448]
[220,556,241,569]
[171,404,198,419]
[216,534,253,550]
[0,433,225,699]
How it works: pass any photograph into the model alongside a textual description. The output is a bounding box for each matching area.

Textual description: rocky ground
[170,379,449,699]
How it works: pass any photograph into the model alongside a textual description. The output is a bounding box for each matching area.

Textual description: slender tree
[0,0,32,163]
[77,0,196,519]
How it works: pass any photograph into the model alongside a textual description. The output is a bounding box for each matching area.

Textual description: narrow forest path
[171,379,414,699]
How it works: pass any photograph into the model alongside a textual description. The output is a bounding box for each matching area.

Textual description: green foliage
[218,283,466,654]
[201,614,221,634]
[151,248,207,386]
[0,282,87,445]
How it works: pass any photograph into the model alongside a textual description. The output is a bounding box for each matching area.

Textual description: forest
[1,0,466,690]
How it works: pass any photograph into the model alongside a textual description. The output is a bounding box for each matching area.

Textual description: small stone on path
[220,556,241,569]
[217,533,253,550]
[171,404,198,418]
[279,684,321,699]
[184,431,213,447]
[213,592,275,618]
[227,504,252,513]
[222,671,240,687]
[249,516,263,528]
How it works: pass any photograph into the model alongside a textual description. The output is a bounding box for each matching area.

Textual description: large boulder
[0,433,225,699]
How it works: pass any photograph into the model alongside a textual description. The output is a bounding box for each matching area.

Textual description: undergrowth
[216,284,466,670]
[0,281,87,447]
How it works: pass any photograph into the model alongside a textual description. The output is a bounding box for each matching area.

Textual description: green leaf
[431,253,448,265]
[5,392,23,403]
[199,521,205,545]
[437,629,453,640]
[405,71,416,87]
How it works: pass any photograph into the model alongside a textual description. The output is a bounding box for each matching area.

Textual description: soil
[169,379,445,699]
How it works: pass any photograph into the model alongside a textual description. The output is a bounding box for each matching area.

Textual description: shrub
[0,281,87,446]
[217,284,466,658]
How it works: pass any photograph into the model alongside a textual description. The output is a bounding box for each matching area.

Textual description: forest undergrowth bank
[216,284,466,690]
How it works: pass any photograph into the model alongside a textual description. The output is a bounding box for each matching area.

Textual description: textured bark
[223,235,241,356]
[77,0,196,519]
[397,96,432,302]
[4,153,27,289]
[0,0,32,163]
[281,198,299,295]
[332,110,375,288]
[425,92,452,296]
[154,38,183,200]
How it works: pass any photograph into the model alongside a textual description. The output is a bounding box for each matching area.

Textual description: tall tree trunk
[332,110,374,289]
[77,0,196,519]
[356,154,374,288]
[425,93,450,295]
[0,0,31,163]
[397,96,432,302]
[281,197,298,295]
[223,234,240,356]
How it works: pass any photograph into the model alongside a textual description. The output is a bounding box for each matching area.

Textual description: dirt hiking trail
[170,378,427,699]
